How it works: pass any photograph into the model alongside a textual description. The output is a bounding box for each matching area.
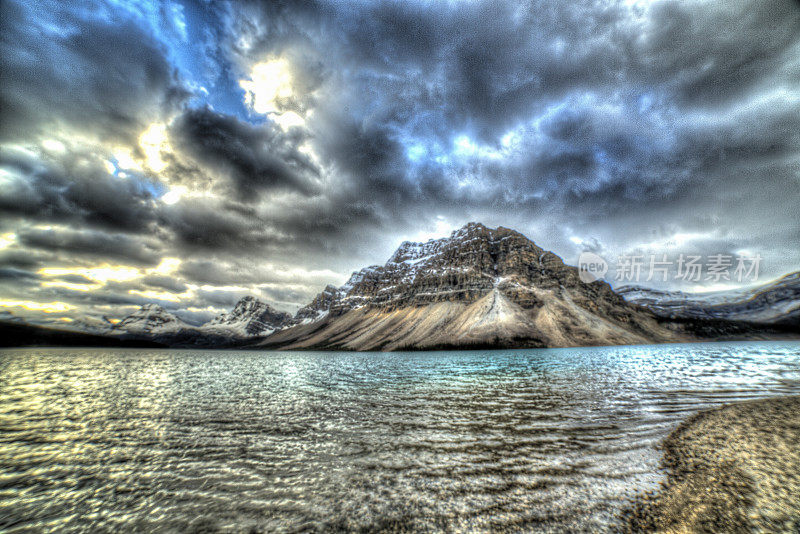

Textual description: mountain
[204,296,292,336]
[42,222,795,351]
[256,222,693,351]
[108,298,293,347]
[61,315,115,335]
[0,320,164,348]
[617,272,800,327]
[290,285,343,325]
[113,303,190,336]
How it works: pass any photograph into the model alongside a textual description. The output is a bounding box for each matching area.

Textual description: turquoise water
[1,341,798,532]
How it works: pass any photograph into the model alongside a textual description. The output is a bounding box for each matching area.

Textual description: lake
[1,342,798,532]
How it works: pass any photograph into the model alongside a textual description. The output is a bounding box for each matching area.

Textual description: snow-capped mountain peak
[205,296,291,336]
[291,284,343,325]
[113,304,188,335]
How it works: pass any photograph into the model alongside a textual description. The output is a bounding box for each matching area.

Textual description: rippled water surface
[1,342,799,532]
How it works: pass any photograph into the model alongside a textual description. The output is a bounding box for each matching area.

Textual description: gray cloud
[169,107,321,200]
[0,148,161,233]
[0,268,40,281]
[142,275,188,294]
[17,228,162,266]
[1,0,798,326]
[0,0,190,144]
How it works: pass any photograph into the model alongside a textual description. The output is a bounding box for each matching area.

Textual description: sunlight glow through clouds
[0,233,15,249]
[413,217,454,242]
[452,134,511,160]
[109,123,170,175]
[161,186,186,205]
[41,139,66,152]
[272,110,306,130]
[32,258,190,307]
[150,257,182,275]
[139,123,169,172]
[160,184,219,205]
[240,58,294,113]
[42,281,101,292]
[239,58,305,129]
[39,265,141,284]
[0,300,73,313]
[111,148,142,172]
[36,259,183,294]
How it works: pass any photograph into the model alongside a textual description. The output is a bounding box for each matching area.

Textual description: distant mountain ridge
[0,320,164,349]
[114,303,190,335]
[105,300,292,347]
[40,223,800,349]
[617,271,800,327]
[205,296,292,336]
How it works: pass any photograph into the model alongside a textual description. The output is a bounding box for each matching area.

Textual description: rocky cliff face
[291,285,343,325]
[205,296,292,336]
[258,223,687,351]
[331,222,639,314]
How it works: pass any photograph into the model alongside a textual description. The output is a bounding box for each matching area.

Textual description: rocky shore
[623,395,800,533]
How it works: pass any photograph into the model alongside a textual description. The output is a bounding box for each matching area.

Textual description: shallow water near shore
[1,341,798,532]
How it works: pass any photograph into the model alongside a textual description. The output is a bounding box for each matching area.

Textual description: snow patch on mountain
[617,271,800,325]
[113,304,189,335]
[204,296,291,337]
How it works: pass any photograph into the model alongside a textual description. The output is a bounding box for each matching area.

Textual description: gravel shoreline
[623,395,800,533]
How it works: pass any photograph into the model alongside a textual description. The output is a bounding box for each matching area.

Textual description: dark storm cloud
[323,0,796,279]
[550,91,800,229]
[30,283,156,310]
[17,228,162,266]
[640,0,800,108]
[178,260,233,286]
[258,283,311,304]
[329,0,800,138]
[142,275,188,294]
[298,0,798,258]
[220,0,330,59]
[158,196,279,250]
[53,274,96,285]
[194,288,248,308]
[0,0,190,143]
[1,0,799,326]
[0,149,160,233]
[0,249,47,270]
[0,268,40,281]
[320,119,417,210]
[315,1,631,141]
[170,107,321,200]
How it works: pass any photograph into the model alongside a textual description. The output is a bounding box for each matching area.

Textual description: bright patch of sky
[239,58,308,130]
[412,217,455,242]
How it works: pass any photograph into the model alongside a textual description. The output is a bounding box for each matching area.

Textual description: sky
[0,0,799,326]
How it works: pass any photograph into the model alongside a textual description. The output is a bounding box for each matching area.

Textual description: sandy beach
[624,395,800,533]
